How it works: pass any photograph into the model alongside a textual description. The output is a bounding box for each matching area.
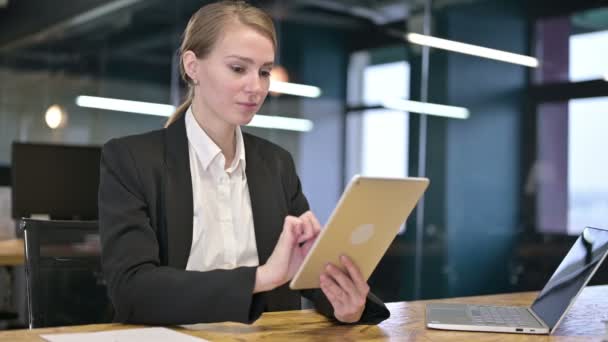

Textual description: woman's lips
[237,102,258,109]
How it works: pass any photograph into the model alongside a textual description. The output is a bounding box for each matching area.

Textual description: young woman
[99,0,389,325]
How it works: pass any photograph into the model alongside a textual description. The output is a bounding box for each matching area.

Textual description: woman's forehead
[212,23,275,63]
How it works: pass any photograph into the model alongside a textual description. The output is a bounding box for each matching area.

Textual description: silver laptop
[426,226,608,334]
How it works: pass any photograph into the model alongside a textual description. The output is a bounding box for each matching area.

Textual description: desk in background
[0,285,606,341]
[0,239,24,266]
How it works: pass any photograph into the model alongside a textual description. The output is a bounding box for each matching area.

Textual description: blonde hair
[165,0,277,128]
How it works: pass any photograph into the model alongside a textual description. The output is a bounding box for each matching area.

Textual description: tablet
[289,175,429,290]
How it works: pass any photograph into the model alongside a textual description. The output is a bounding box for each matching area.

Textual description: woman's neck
[191,102,236,168]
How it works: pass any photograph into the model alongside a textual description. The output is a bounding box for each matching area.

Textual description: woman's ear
[182,50,199,82]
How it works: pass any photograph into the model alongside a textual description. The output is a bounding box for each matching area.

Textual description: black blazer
[98,113,390,325]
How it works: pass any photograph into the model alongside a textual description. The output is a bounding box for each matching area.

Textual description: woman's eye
[231,65,245,73]
[260,70,271,78]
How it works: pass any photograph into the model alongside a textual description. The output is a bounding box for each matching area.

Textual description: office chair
[0,267,18,327]
[21,219,113,328]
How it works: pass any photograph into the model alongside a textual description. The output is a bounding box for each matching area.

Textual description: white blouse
[184,107,259,272]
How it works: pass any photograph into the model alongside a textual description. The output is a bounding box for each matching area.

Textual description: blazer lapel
[164,113,194,269]
[244,134,278,265]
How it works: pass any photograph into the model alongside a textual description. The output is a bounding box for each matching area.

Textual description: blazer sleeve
[99,138,263,325]
[280,151,390,325]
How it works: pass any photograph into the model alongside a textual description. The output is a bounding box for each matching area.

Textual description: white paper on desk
[40,327,209,342]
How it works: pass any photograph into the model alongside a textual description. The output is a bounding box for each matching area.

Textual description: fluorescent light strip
[406,32,539,68]
[269,81,322,98]
[76,95,175,116]
[382,98,470,119]
[76,95,313,132]
[249,114,314,132]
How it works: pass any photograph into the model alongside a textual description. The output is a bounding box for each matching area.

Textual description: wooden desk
[0,286,606,341]
[0,238,24,266]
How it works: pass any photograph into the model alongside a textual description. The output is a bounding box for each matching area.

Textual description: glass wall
[567,97,608,234]
[535,7,608,84]
[533,7,608,237]
[346,55,410,181]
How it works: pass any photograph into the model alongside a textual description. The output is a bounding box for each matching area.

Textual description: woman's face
[189,21,275,127]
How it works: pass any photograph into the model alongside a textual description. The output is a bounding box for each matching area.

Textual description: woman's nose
[244,74,263,93]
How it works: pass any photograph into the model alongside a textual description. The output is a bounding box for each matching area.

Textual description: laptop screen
[531,227,608,329]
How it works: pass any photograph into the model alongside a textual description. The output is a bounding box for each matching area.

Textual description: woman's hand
[320,255,369,323]
[254,211,321,293]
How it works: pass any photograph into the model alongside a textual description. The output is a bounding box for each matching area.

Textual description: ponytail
[164,89,193,128]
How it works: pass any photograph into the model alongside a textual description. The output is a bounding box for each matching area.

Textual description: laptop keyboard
[469,306,532,326]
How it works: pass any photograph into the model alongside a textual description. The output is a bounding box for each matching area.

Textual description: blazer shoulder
[101,129,167,174]
[103,128,165,153]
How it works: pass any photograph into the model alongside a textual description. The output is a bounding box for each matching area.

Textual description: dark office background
[1,0,608,327]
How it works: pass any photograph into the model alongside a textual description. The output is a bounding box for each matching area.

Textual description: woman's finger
[340,255,370,296]
[285,216,303,241]
[279,217,297,247]
[300,235,318,255]
[305,211,322,234]
[324,263,359,300]
[298,214,315,243]
[281,216,303,249]
[320,273,344,305]
[300,211,321,233]
[320,282,341,310]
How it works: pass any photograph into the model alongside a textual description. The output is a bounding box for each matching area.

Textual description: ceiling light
[249,114,313,132]
[269,81,322,98]
[75,95,313,132]
[45,104,68,129]
[76,95,174,116]
[382,98,470,119]
[406,33,539,68]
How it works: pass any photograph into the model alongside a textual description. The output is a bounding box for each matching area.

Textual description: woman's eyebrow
[226,55,274,67]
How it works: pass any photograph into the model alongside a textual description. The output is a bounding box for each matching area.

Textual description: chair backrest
[21,219,112,328]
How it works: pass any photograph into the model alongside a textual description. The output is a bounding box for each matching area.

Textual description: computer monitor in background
[11,143,101,220]
[0,164,14,238]
[0,165,9,186]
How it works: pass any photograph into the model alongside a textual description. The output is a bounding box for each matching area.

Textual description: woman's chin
[235,113,256,126]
